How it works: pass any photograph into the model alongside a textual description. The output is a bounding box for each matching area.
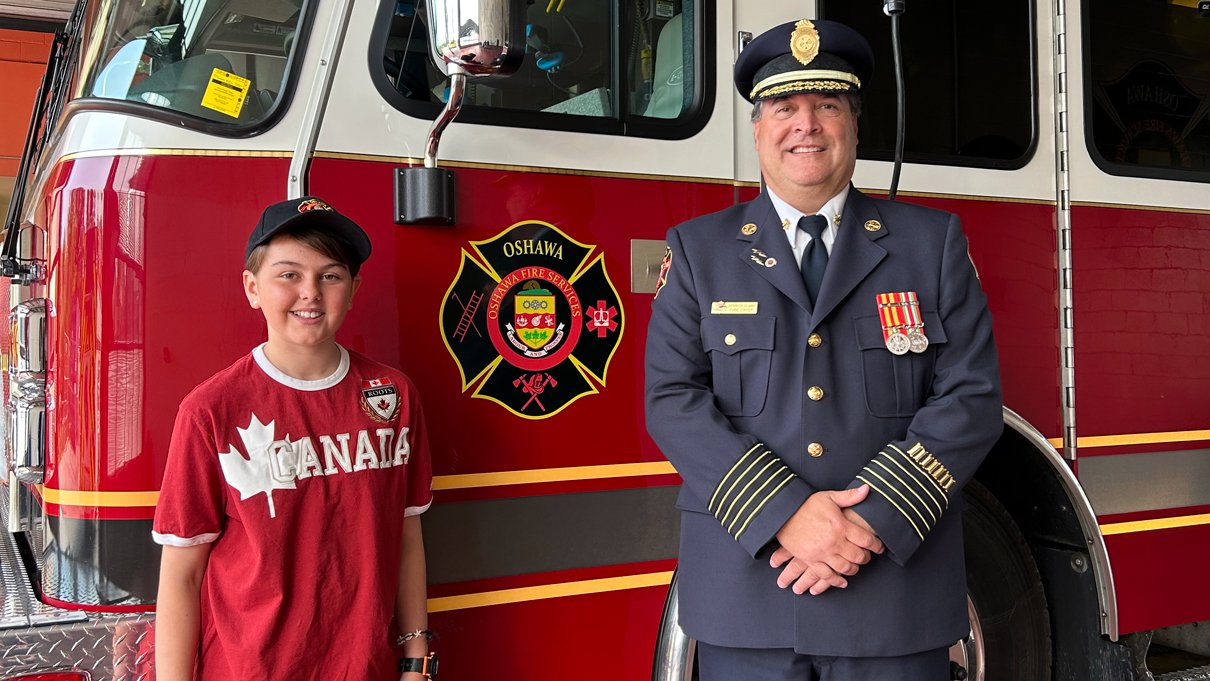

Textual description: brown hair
[244,227,360,275]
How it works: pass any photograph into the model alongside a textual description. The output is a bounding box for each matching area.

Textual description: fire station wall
[0,27,51,218]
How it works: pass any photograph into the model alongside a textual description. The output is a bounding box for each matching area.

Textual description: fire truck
[0,0,1207,679]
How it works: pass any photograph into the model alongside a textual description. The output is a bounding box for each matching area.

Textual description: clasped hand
[771,485,884,596]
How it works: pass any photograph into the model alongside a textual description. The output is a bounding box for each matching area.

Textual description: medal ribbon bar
[876,292,927,355]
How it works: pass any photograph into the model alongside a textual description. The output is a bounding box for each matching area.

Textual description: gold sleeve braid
[709,443,799,541]
[855,443,953,542]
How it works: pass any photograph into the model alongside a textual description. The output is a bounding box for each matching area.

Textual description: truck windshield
[75,0,305,127]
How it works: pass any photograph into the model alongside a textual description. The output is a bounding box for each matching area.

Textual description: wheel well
[976,422,1090,552]
[973,412,1133,680]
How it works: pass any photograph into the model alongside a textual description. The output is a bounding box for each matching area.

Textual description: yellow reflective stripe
[871,459,938,525]
[41,488,160,507]
[1077,430,1210,448]
[857,474,925,541]
[887,443,949,502]
[719,458,778,526]
[709,444,763,512]
[877,450,945,514]
[1099,513,1210,536]
[48,462,682,508]
[727,465,789,535]
[432,460,677,491]
[428,571,675,613]
[734,472,796,540]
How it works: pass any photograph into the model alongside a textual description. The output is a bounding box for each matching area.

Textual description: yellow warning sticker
[200,68,251,119]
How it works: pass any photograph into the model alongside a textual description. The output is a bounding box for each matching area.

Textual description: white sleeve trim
[404,499,432,517]
[153,531,220,547]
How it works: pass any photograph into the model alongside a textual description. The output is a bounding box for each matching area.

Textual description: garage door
[0,1,73,23]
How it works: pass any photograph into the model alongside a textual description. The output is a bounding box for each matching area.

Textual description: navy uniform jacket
[644,186,1001,657]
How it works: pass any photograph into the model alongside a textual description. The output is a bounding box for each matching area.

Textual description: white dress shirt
[766,187,849,271]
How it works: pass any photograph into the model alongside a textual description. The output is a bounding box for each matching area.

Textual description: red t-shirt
[153,345,433,681]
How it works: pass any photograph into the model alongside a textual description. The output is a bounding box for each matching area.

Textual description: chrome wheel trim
[948,594,985,681]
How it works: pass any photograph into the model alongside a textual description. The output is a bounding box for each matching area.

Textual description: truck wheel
[953,481,1052,680]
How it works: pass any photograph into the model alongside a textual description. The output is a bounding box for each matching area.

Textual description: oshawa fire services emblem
[440,221,624,419]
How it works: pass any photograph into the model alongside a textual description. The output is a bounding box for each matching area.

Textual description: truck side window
[373,0,710,139]
[820,1,1036,169]
[75,0,305,133]
[1085,0,1210,182]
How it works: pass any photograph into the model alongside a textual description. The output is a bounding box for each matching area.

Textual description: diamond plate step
[0,498,86,629]
[1157,665,1210,681]
[0,494,157,679]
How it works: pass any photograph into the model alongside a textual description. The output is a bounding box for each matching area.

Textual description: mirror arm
[425,71,467,168]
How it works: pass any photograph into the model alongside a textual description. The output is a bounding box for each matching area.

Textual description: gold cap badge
[864,220,882,232]
[741,223,758,235]
[790,19,821,66]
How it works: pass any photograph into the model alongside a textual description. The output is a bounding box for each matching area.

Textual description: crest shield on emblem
[360,378,400,423]
[514,287,555,350]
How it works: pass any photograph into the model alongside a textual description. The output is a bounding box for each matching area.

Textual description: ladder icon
[453,291,483,342]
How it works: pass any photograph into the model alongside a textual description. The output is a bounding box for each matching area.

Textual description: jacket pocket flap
[854,311,948,350]
[701,315,776,355]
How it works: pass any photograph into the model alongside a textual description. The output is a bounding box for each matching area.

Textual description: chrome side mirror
[427,0,525,77]
[395,0,525,225]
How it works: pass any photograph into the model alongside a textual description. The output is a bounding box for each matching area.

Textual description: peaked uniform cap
[246,196,372,275]
[734,19,874,103]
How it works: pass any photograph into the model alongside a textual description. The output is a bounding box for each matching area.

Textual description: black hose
[888,11,905,201]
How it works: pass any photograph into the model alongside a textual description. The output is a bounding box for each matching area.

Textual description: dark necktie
[797,214,829,305]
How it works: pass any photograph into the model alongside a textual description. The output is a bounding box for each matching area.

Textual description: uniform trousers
[697,641,951,681]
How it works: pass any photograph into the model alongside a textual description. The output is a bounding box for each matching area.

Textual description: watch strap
[400,652,438,678]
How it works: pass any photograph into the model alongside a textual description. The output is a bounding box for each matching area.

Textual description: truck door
[298,1,736,678]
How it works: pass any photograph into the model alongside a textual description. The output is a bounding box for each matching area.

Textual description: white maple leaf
[218,413,297,518]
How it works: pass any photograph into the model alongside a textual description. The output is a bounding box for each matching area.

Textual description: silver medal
[886,332,911,356]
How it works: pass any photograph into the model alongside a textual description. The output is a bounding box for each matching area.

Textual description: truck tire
[957,480,1052,680]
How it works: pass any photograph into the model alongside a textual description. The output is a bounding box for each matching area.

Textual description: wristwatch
[400,652,439,679]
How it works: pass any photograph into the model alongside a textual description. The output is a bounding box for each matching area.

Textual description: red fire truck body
[1,0,1208,679]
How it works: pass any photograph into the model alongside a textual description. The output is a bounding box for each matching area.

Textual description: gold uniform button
[807,442,825,458]
[807,386,825,401]
[807,333,823,348]
[724,333,737,346]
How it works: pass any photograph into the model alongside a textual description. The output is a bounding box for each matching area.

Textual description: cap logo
[790,19,821,66]
[297,198,333,213]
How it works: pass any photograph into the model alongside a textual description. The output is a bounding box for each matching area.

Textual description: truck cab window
[374,0,709,138]
[821,1,1036,169]
[1085,0,1210,181]
[75,0,307,131]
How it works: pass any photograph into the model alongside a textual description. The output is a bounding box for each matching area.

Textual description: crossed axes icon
[514,373,558,411]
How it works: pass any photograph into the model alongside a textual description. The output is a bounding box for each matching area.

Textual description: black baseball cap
[735,19,874,103]
[246,197,372,275]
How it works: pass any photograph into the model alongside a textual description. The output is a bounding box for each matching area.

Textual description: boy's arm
[398,515,429,681]
[155,543,211,681]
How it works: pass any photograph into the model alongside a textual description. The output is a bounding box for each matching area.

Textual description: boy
[153,197,435,681]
